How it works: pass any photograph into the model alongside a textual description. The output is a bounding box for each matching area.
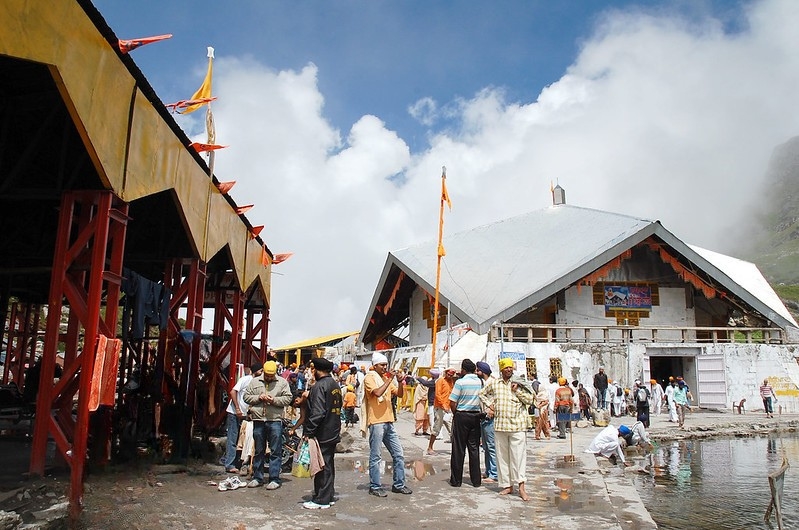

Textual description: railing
[489,324,788,345]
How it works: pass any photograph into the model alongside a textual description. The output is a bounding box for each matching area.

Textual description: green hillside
[742,136,799,320]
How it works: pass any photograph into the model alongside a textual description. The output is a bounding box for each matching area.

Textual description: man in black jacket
[302,357,342,510]
[593,367,609,411]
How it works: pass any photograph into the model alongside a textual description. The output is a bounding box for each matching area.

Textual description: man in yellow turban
[478,357,534,501]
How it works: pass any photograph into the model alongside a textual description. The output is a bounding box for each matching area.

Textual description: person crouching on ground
[363,352,412,497]
[618,422,652,452]
[586,424,631,467]
[479,358,535,501]
[301,357,342,510]
[242,360,293,489]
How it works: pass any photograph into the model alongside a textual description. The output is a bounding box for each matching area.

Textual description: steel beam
[28,191,128,519]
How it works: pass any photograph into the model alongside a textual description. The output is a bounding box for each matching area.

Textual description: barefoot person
[478,358,535,501]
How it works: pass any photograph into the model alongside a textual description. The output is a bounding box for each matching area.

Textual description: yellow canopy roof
[272,331,359,352]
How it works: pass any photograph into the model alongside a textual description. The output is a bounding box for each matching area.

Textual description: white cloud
[210,0,799,346]
[408,97,438,126]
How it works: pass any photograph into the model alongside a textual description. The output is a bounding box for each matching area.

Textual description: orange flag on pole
[190,142,227,152]
[442,178,452,210]
[183,47,214,114]
[118,34,172,54]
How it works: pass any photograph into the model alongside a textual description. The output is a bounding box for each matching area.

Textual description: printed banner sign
[604,285,652,311]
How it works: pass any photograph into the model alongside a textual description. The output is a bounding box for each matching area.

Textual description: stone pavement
[70,406,798,529]
[382,408,656,530]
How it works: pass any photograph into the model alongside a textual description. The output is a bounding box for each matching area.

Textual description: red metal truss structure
[201,276,244,431]
[1,301,41,387]
[243,305,269,368]
[0,1,274,518]
[29,191,129,514]
[155,258,207,460]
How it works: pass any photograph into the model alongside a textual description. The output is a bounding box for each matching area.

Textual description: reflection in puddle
[344,458,438,481]
[551,477,594,512]
[632,434,799,530]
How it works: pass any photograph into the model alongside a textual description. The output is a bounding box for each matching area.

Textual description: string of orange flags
[215,181,236,194]
[118,34,172,54]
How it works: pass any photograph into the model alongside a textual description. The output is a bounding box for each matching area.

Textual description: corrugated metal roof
[392,204,656,331]
[688,245,798,327]
[374,203,797,335]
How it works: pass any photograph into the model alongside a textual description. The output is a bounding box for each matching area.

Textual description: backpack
[616,386,623,397]
[637,387,649,403]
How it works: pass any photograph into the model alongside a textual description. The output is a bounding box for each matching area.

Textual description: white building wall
[710,343,799,414]
[408,287,429,346]
[559,286,695,342]
[482,341,799,413]
[408,286,464,346]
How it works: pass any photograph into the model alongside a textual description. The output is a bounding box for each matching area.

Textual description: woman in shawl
[413,376,430,435]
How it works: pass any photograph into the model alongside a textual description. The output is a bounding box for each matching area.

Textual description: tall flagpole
[431,166,449,368]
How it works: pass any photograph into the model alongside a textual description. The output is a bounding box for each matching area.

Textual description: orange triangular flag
[184,47,214,114]
[166,96,217,113]
[249,225,265,237]
[235,205,254,215]
[216,180,236,194]
[118,34,172,54]
[261,247,269,267]
[272,253,294,265]
[191,142,227,153]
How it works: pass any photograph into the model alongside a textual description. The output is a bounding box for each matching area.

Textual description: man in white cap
[363,352,412,497]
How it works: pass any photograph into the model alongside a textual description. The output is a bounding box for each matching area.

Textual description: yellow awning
[272,331,359,352]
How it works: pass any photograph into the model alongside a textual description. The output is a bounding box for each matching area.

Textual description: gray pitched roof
[362,204,796,339]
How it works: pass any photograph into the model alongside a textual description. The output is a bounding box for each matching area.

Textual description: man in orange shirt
[364,352,412,497]
[426,368,455,456]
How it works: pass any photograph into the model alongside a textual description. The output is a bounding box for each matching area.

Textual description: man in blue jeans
[363,352,412,497]
[223,363,262,473]
[476,361,497,483]
[243,360,293,489]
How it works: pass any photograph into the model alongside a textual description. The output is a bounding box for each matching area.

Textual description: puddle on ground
[549,477,595,513]
[338,457,439,481]
[631,434,799,530]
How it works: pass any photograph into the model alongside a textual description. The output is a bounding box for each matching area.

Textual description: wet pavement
[4,407,798,528]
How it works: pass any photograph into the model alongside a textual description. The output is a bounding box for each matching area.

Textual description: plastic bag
[291,440,311,478]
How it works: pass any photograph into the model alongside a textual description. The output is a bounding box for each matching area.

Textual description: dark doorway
[649,356,686,387]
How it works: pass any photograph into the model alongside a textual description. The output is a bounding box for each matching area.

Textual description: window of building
[549,358,562,380]
[525,358,537,380]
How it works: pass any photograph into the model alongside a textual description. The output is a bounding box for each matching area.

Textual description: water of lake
[631,433,799,529]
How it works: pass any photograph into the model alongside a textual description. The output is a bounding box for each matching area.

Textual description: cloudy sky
[95,0,799,347]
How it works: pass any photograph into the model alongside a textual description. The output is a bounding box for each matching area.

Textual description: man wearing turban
[478,358,534,501]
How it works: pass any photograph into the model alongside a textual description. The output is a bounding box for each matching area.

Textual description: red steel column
[28,191,128,519]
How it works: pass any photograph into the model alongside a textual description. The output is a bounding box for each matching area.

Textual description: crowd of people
[216,356,703,509]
